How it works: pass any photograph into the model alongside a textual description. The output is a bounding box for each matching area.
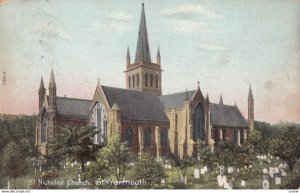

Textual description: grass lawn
[1,157,299,189]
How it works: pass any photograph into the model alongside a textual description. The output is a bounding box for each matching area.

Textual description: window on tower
[155,75,158,89]
[133,75,135,88]
[150,74,153,88]
[137,73,139,87]
[145,74,148,87]
[128,76,131,89]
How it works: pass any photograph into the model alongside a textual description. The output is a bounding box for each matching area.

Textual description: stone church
[35,4,254,158]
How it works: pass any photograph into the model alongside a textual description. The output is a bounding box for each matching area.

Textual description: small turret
[157,46,161,65]
[38,76,46,111]
[126,46,130,66]
[48,69,57,112]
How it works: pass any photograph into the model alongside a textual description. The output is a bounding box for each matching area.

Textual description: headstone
[200,169,205,175]
[74,161,77,165]
[7,180,10,189]
[71,163,74,168]
[236,168,240,173]
[78,174,81,182]
[203,166,208,172]
[223,182,229,189]
[279,164,283,169]
[275,177,281,185]
[219,165,225,176]
[274,167,280,177]
[63,165,66,170]
[269,167,274,178]
[256,155,260,159]
[39,166,42,172]
[263,180,269,189]
[283,163,288,169]
[259,161,263,165]
[35,168,37,174]
[270,156,273,159]
[267,159,271,164]
[295,169,300,174]
[194,169,200,179]
[168,164,172,169]
[263,168,268,174]
[161,179,166,185]
[241,180,246,187]
[276,157,279,160]
[228,167,233,174]
[217,175,224,187]
[228,180,233,189]
[180,175,184,184]
[249,164,253,169]
[268,153,270,156]
[87,161,90,166]
[281,171,287,176]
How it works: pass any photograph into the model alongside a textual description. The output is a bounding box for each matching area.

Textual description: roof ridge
[56,96,92,102]
[102,85,157,96]
[161,90,196,97]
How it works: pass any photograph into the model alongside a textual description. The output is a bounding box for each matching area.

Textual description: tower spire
[219,94,223,105]
[157,46,161,65]
[39,76,45,92]
[248,84,254,130]
[127,46,130,65]
[248,84,253,99]
[135,3,151,63]
[49,69,56,87]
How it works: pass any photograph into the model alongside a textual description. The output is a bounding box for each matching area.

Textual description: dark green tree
[269,127,300,173]
[172,155,194,184]
[193,140,216,176]
[0,141,27,189]
[99,135,134,181]
[133,153,165,188]
[83,160,109,188]
[48,125,101,172]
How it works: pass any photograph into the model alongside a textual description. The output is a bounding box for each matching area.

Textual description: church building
[35,4,254,158]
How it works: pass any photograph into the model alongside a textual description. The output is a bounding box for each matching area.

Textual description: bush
[280,174,300,189]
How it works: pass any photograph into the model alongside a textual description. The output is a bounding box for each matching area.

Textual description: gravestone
[223,182,229,189]
[74,161,77,165]
[87,161,90,166]
[180,175,187,184]
[161,179,166,185]
[219,165,225,176]
[203,166,208,172]
[256,155,260,159]
[275,177,281,185]
[78,174,81,182]
[249,165,253,169]
[194,168,200,179]
[217,175,223,187]
[268,153,270,156]
[274,167,279,177]
[263,180,269,189]
[259,161,263,165]
[168,164,172,169]
[228,167,233,174]
[241,180,246,187]
[228,180,233,189]
[270,156,273,159]
[200,169,205,175]
[39,166,42,172]
[35,168,37,174]
[283,163,288,169]
[279,164,283,169]
[269,167,274,178]
[276,157,279,160]
[71,163,74,168]
[267,159,271,164]
[7,180,10,189]
[236,168,240,173]
[263,168,268,174]
[281,171,287,176]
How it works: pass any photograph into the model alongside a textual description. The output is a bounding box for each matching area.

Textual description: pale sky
[0,0,299,124]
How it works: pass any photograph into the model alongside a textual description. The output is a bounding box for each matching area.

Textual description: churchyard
[1,154,299,189]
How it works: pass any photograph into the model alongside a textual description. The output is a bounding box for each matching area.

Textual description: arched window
[155,75,158,89]
[193,103,205,141]
[222,128,226,140]
[133,75,135,88]
[41,109,48,143]
[128,76,131,89]
[91,102,107,144]
[125,128,133,147]
[214,128,219,144]
[240,129,244,144]
[145,74,148,87]
[233,130,238,144]
[161,128,168,147]
[144,128,151,147]
[150,74,153,88]
[137,73,139,87]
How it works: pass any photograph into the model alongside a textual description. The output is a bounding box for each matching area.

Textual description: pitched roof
[102,86,168,122]
[210,103,249,128]
[159,90,196,109]
[135,3,151,63]
[56,97,92,120]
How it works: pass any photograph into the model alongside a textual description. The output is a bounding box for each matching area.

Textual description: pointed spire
[248,84,253,99]
[49,69,56,86]
[39,76,44,90]
[185,88,189,101]
[206,93,210,103]
[157,46,161,65]
[135,3,151,63]
[197,81,200,90]
[219,94,223,105]
[127,46,130,61]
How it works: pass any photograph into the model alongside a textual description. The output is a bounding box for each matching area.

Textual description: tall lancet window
[161,128,168,147]
[125,128,133,147]
[133,75,135,88]
[155,75,158,89]
[128,76,131,88]
[193,103,205,142]
[233,130,238,144]
[144,128,151,147]
[145,74,148,87]
[91,102,107,144]
[41,108,48,143]
[150,74,153,88]
[137,73,139,87]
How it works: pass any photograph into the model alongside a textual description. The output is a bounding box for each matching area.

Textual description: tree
[236,143,256,167]
[193,140,216,176]
[83,160,109,188]
[172,155,194,184]
[0,141,27,189]
[215,141,236,168]
[48,125,101,172]
[269,127,300,173]
[99,135,134,181]
[133,153,165,188]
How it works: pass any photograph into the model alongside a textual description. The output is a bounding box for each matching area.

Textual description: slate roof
[102,86,168,122]
[56,97,92,120]
[210,103,249,128]
[159,90,196,109]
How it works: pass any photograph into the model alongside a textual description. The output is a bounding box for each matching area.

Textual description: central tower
[125,3,162,96]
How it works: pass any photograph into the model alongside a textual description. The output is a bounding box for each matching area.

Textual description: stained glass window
[126,128,133,147]
[233,130,238,144]
[144,128,151,147]
[161,128,168,147]
[41,109,47,143]
[193,103,205,142]
[91,103,107,144]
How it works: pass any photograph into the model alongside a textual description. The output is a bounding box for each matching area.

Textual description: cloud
[106,13,131,23]
[169,19,222,33]
[161,4,224,19]
[34,23,72,40]
[197,43,227,51]
[90,22,131,33]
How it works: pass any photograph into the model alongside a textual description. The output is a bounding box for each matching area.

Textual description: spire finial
[248,84,253,99]
[185,88,189,101]
[219,94,223,105]
[49,69,56,86]
[197,81,200,90]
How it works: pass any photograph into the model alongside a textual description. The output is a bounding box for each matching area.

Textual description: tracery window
[193,103,205,141]
[144,128,151,147]
[125,128,133,147]
[41,108,48,143]
[91,102,107,144]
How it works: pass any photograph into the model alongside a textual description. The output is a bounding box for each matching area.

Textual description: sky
[0,0,299,124]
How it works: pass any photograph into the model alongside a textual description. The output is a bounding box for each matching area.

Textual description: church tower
[125,3,162,96]
[48,69,57,138]
[38,76,46,112]
[248,85,254,130]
